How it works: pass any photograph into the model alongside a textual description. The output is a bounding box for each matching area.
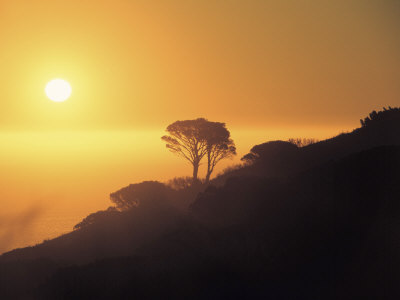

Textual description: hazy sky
[0,0,399,131]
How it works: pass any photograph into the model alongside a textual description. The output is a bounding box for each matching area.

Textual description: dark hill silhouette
[0,181,204,264]
[298,107,400,167]
[1,193,184,263]
[213,107,400,184]
[2,145,398,299]
[1,108,400,299]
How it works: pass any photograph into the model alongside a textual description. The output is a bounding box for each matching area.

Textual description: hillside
[1,108,400,299]
[214,107,400,182]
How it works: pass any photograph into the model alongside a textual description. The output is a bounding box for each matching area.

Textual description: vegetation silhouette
[240,140,300,177]
[360,106,400,127]
[288,137,319,147]
[166,176,196,190]
[162,118,236,183]
[202,120,236,182]
[1,107,400,299]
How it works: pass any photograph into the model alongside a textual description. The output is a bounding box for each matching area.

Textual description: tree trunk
[192,162,199,183]
[205,171,211,183]
[205,153,211,183]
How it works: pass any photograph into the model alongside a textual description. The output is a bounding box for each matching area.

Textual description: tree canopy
[162,118,209,182]
[203,121,236,182]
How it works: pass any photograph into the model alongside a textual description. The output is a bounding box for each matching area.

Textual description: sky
[0,0,399,131]
[0,0,399,252]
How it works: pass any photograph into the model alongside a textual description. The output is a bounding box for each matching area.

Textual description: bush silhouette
[166,176,196,190]
[360,106,400,127]
[288,137,318,147]
[110,181,172,211]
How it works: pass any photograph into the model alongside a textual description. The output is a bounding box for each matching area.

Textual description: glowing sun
[45,79,72,102]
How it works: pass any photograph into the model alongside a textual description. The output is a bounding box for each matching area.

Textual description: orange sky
[0,0,399,131]
[0,0,399,253]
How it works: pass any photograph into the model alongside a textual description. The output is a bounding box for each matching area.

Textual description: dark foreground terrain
[1,108,400,299]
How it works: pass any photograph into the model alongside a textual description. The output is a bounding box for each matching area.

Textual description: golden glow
[45,79,72,102]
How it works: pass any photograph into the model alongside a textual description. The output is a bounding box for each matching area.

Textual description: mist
[0,205,42,254]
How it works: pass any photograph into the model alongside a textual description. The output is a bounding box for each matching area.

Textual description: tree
[204,121,236,183]
[162,118,210,182]
[162,118,236,183]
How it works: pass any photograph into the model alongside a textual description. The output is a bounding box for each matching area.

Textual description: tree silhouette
[204,121,236,183]
[162,118,209,182]
[162,118,236,183]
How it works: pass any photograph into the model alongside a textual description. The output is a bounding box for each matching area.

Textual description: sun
[45,79,72,102]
